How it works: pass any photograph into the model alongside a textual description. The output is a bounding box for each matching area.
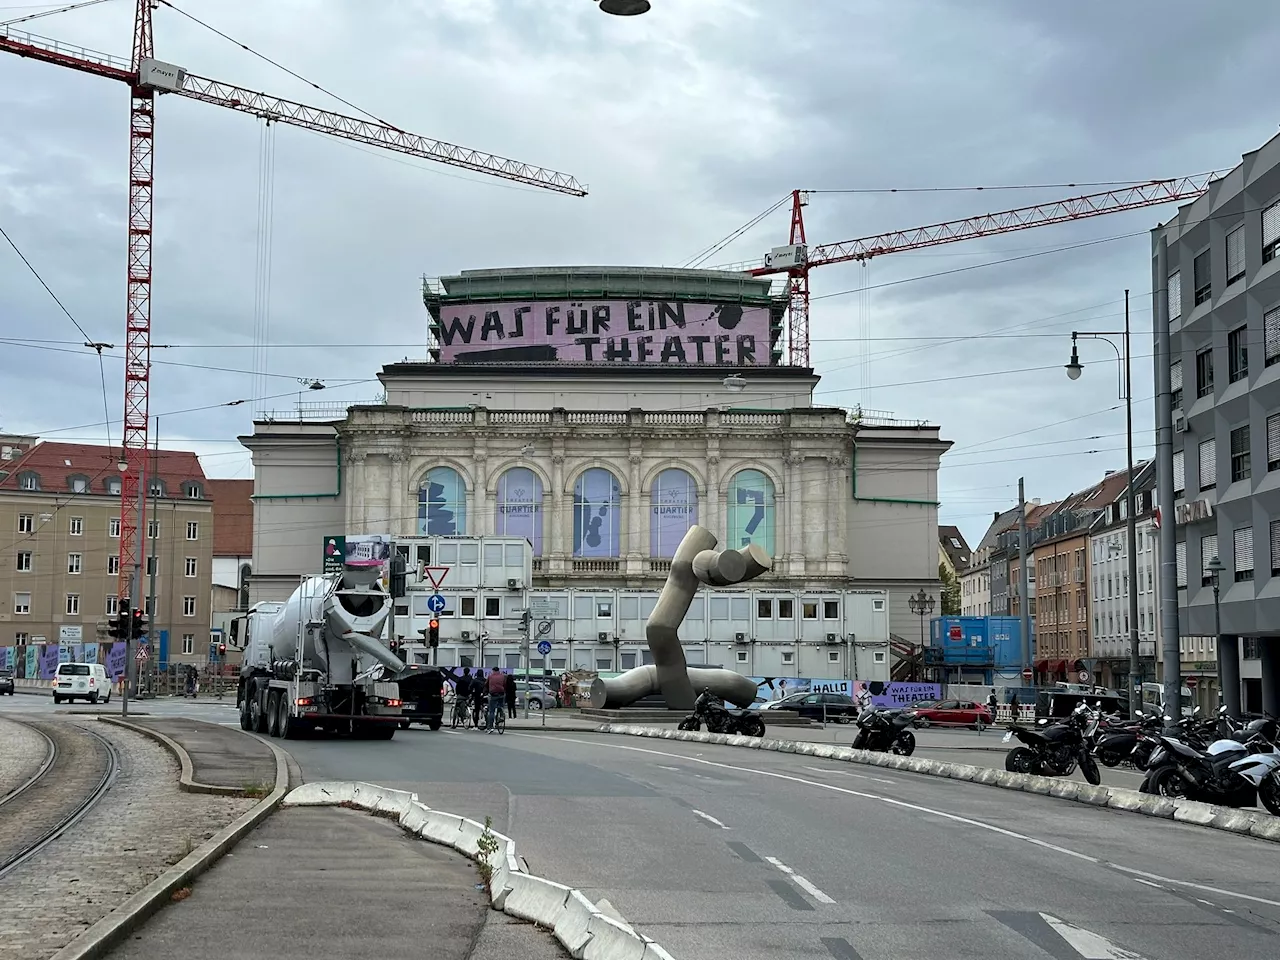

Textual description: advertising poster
[727,470,775,556]
[0,647,10,671]
[573,468,621,558]
[323,534,393,573]
[494,467,544,555]
[435,299,773,367]
[39,645,60,679]
[418,466,467,536]
[650,469,698,558]
[750,677,941,707]
[25,646,37,679]
[106,642,128,680]
[83,643,99,665]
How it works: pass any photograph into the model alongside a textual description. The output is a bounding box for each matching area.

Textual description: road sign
[1078,669,1090,683]
[529,599,557,618]
[1021,667,1033,683]
[135,644,150,662]
[423,566,450,590]
[426,594,447,614]
[537,619,553,637]
[1186,676,1198,689]
[537,640,552,656]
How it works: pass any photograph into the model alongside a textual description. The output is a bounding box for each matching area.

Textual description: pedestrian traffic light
[428,619,439,648]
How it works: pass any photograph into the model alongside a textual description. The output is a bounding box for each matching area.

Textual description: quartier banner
[434,298,774,366]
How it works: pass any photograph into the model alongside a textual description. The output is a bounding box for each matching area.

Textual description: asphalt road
[280,724,1280,960]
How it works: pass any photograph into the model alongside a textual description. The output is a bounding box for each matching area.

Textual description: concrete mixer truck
[234,562,407,740]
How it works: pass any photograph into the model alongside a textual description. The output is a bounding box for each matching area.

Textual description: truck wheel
[428,718,442,731]
[239,695,253,731]
[399,719,411,730]
[278,694,297,740]
[266,690,281,737]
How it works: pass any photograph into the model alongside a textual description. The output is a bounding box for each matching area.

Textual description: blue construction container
[928,616,1031,684]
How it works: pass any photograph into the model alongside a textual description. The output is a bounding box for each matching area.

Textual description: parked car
[770,692,860,723]
[52,662,111,705]
[755,692,811,711]
[515,681,551,710]
[907,699,991,728]
[0,668,14,695]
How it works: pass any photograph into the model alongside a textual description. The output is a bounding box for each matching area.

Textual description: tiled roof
[0,441,206,497]
[938,525,972,570]
[206,479,254,557]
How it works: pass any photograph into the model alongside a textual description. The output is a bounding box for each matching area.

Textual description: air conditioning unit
[734,632,748,644]
[507,578,522,590]
[597,631,609,642]
[1174,414,1188,433]
[825,633,839,643]
[461,630,471,641]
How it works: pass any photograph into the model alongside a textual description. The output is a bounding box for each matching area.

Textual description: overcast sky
[2,0,1278,548]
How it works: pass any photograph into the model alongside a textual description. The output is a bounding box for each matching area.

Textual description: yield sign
[423,566,450,590]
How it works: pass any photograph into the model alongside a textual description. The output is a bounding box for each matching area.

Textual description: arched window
[572,467,621,557]
[418,466,467,536]
[494,467,544,555]
[727,469,775,555]
[650,468,698,557]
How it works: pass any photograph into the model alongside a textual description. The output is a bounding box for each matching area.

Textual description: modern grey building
[1155,129,1280,716]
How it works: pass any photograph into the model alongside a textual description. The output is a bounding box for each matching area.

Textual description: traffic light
[217,642,227,657]
[109,601,130,640]
[390,556,407,598]
[389,638,401,654]
[131,608,148,639]
[428,619,439,648]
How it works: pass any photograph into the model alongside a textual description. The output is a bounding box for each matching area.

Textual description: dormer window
[105,477,122,495]
[68,474,90,494]
[183,481,203,500]
[17,471,39,491]
[148,478,167,498]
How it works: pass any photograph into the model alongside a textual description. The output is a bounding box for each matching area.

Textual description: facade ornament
[628,454,643,466]
[552,455,565,466]
[827,455,850,467]
[784,454,805,467]
[344,451,367,465]
[706,455,721,467]
[389,452,409,464]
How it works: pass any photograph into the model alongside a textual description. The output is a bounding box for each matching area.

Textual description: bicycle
[451,694,472,729]
[493,710,506,735]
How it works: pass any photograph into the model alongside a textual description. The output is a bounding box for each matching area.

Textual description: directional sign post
[426,594,447,614]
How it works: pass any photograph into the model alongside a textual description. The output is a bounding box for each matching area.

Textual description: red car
[907,699,992,728]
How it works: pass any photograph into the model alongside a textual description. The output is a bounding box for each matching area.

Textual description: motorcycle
[1003,702,1102,785]
[1228,747,1280,816]
[852,707,917,755]
[1094,709,1164,768]
[678,688,766,737]
[1139,717,1277,809]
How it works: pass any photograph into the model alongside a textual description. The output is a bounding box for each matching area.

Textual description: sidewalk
[105,806,567,960]
[118,717,279,789]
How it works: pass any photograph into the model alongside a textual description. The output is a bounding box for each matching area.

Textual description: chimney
[993,510,1000,522]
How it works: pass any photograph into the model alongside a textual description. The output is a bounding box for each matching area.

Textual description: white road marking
[1132,878,1163,889]
[514,733,1280,909]
[803,764,895,784]
[656,765,682,772]
[1040,913,1150,959]
[763,856,836,904]
[692,809,729,829]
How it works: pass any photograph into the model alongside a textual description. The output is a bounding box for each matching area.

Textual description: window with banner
[418,466,467,536]
[650,468,698,557]
[494,467,544,555]
[727,469,776,555]
[572,468,621,557]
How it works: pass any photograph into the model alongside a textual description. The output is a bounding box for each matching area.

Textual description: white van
[52,662,112,705]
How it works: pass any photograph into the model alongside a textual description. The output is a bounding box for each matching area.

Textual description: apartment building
[0,439,214,666]
[1155,128,1280,717]
[939,525,971,614]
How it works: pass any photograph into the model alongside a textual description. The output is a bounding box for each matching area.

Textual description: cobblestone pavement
[0,717,47,799]
[0,720,255,960]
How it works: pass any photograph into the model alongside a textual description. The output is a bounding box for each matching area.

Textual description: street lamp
[598,0,651,14]
[722,374,747,393]
[1064,289,1140,696]
[908,589,935,662]
[1207,552,1224,641]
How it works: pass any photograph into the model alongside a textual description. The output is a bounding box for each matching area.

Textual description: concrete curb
[95,716,280,797]
[50,720,290,960]
[284,780,677,960]
[595,723,1280,845]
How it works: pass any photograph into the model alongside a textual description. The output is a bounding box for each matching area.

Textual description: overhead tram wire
[0,221,115,450]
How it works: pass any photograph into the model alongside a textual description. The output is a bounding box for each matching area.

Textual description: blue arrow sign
[426,594,447,613]
[537,640,552,656]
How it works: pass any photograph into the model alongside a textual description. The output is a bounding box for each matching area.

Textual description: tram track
[0,718,119,880]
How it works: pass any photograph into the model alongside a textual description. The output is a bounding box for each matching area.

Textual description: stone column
[390,453,409,536]
[783,453,804,574]
[1262,638,1280,721]
[627,452,643,569]
[550,454,566,572]
[346,451,367,530]
[705,453,721,535]
[472,455,488,538]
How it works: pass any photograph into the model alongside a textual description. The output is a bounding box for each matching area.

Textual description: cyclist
[470,674,486,728]
[484,667,506,734]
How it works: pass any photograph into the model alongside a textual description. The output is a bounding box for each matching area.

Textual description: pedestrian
[485,667,506,732]
[987,688,998,720]
[505,671,517,718]
[1009,691,1020,725]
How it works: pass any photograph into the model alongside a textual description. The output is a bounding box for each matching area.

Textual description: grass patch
[240,780,271,798]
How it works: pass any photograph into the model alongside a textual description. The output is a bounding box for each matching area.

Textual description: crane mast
[1,0,585,608]
[745,176,1216,366]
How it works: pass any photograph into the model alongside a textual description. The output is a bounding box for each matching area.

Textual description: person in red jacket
[484,667,506,732]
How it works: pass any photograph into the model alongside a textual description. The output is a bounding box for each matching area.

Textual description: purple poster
[494,467,544,555]
[39,644,60,679]
[650,468,698,558]
[434,299,773,367]
[106,642,127,681]
[573,468,621,558]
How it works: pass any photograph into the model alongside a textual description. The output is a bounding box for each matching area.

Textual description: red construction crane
[1,1,586,605]
[745,176,1215,366]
